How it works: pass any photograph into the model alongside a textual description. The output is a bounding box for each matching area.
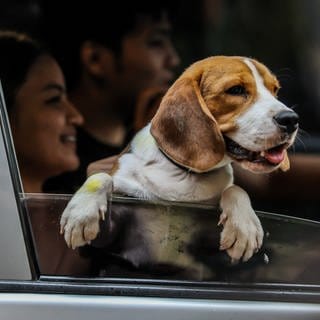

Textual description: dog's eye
[225,85,247,97]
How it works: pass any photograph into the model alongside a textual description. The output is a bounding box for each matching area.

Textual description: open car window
[0,3,320,313]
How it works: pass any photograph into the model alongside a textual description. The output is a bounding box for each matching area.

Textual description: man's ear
[80,41,114,78]
[151,77,225,173]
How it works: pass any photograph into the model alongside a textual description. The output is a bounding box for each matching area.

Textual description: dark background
[1,0,320,141]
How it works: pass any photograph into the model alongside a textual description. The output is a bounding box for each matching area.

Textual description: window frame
[0,83,38,280]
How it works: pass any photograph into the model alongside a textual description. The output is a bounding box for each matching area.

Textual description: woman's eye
[45,95,61,105]
[225,85,247,97]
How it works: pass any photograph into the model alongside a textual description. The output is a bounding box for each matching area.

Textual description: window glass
[23,193,320,285]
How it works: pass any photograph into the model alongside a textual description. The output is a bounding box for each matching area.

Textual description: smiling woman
[0,31,84,192]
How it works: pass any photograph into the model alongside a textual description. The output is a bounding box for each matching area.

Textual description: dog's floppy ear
[280,150,290,171]
[151,77,225,173]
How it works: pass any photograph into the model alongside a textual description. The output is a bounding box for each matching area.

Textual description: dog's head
[151,56,298,174]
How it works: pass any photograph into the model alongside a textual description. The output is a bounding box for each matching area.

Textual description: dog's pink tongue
[264,148,285,164]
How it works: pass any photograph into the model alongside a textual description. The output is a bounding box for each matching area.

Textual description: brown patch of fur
[151,56,281,172]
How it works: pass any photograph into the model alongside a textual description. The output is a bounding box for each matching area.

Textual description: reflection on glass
[23,193,320,284]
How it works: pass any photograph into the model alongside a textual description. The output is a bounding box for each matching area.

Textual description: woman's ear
[151,77,225,173]
[80,41,114,78]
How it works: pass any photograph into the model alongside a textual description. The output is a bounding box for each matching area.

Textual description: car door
[0,84,320,319]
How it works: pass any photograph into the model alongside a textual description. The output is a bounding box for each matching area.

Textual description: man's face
[112,14,180,106]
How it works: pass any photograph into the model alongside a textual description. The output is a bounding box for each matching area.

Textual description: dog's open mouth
[224,136,287,166]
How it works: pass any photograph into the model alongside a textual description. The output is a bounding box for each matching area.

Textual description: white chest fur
[113,124,233,203]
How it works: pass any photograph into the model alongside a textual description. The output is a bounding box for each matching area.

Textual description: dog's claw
[219,185,264,262]
[218,212,228,226]
[60,173,112,249]
[99,204,107,221]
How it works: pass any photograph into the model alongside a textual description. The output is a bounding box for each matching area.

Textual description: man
[42,1,180,193]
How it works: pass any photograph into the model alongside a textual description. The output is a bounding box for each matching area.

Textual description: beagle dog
[60,56,299,265]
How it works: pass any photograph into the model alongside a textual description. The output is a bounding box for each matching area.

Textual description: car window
[0,2,320,305]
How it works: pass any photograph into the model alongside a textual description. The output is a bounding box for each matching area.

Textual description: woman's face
[10,55,83,181]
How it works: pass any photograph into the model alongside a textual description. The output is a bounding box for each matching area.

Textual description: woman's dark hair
[0,30,47,113]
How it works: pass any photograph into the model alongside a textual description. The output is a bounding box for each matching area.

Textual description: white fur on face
[226,59,294,151]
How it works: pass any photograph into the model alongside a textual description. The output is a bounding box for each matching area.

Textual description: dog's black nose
[273,110,299,134]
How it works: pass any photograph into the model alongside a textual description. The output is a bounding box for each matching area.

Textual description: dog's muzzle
[273,110,299,134]
[224,136,288,165]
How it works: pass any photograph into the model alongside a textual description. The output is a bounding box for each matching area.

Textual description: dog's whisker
[290,142,297,153]
[297,128,310,138]
[293,134,306,152]
[275,68,293,81]
[290,128,310,153]
[291,129,310,152]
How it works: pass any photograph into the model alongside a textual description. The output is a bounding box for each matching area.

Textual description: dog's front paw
[60,173,112,249]
[219,185,264,263]
[219,208,263,262]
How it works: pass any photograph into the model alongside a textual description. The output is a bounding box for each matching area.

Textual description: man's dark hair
[41,0,177,90]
